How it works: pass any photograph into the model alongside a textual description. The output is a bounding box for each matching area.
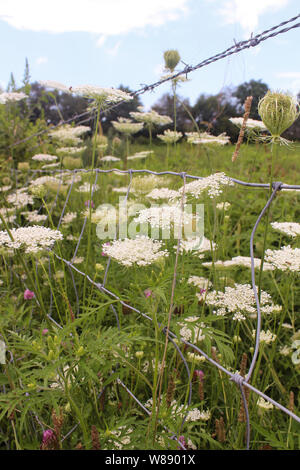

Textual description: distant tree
[151,93,193,133]
[233,79,269,119]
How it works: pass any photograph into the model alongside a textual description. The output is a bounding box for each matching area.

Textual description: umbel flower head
[258,91,300,144]
[164,49,181,72]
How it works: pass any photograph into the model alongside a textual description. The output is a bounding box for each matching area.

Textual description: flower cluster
[127,151,153,161]
[7,189,34,208]
[134,204,196,231]
[71,85,133,104]
[0,92,27,104]
[252,329,277,344]
[179,236,216,255]
[32,154,58,162]
[101,236,169,267]
[271,222,300,238]
[265,245,300,272]
[112,117,144,135]
[178,173,234,199]
[203,256,274,271]
[0,226,63,254]
[229,117,267,131]
[157,129,183,144]
[21,210,47,223]
[205,283,281,318]
[178,316,206,342]
[187,132,230,146]
[146,188,180,200]
[130,110,172,126]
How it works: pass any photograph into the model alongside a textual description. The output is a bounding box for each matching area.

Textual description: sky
[0,0,299,110]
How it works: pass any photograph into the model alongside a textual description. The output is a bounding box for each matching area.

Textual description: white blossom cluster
[252,329,277,344]
[144,397,210,422]
[157,129,183,144]
[0,185,12,193]
[271,222,300,238]
[127,150,153,161]
[187,276,212,291]
[101,236,169,267]
[71,85,133,104]
[39,80,71,93]
[41,163,60,169]
[216,202,231,211]
[178,236,216,255]
[100,156,121,162]
[49,125,90,144]
[21,210,47,223]
[203,256,274,271]
[32,154,58,162]
[29,175,59,187]
[0,226,63,254]
[178,316,206,342]
[257,397,274,410]
[106,426,133,450]
[112,117,144,135]
[229,117,267,131]
[57,146,86,155]
[146,187,180,200]
[76,182,99,193]
[178,173,234,199]
[134,204,196,231]
[130,110,172,126]
[61,212,77,224]
[6,188,34,208]
[187,132,230,146]
[265,245,300,272]
[131,174,171,194]
[205,283,281,318]
[0,92,27,104]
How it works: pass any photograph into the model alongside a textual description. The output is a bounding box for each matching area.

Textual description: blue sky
[0,0,299,110]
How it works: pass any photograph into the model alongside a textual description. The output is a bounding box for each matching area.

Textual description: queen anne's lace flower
[7,189,34,208]
[146,188,180,200]
[229,117,267,130]
[252,329,277,344]
[265,245,300,272]
[32,154,58,162]
[0,92,27,104]
[178,173,234,199]
[130,110,172,126]
[112,117,143,135]
[157,129,183,144]
[271,222,300,238]
[0,226,63,254]
[203,256,274,271]
[101,236,169,267]
[205,283,281,318]
[71,85,132,104]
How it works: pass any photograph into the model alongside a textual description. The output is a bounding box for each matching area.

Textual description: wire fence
[1,11,300,450]
[1,167,300,450]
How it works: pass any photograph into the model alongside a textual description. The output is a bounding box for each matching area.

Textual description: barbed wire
[8,12,300,150]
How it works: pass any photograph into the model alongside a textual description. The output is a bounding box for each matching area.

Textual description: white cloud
[107,40,122,57]
[276,72,300,95]
[217,0,290,35]
[96,35,106,48]
[36,56,48,65]
[0,0,189,35]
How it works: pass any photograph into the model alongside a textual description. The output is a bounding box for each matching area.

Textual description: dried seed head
[258,91,300,139]
[164,50,181,72]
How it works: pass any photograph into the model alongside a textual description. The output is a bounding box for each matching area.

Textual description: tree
[151,93,193,133]
[233,79,269,119]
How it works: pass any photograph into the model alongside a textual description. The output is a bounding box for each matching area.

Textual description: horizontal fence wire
[8,12,300,150]
[2,167,299,449]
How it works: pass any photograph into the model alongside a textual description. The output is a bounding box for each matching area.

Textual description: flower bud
[164,50,181,72]
[258,91,300,140]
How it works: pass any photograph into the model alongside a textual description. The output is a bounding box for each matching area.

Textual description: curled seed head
[258,91,300,139]
[164,50,181,72]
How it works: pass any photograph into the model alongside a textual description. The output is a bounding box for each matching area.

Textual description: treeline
[1,63,300,146]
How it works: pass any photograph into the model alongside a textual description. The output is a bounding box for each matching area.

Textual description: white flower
[0,92,27,104]
[127,151,153,161]
[32,154,58,162]
[229,117,267,131]
[257,397,274,410]
[157,129,182,144]
[112,117,144,135]
[206,283,281,318]
[101,236,169,267]
[0,226,63,254]
[203,256,274,271]
[100,156,121,162]
[61,212,77,224]
[178,173,234,199]
[265,245,300,272]
[71,85,132,104]
[130,110,172,126]
[7,189,34,208]
[134,204,196,231]
[179,236,216,256]
[179,317,206,342]
[187,132,230,146]
[271,222,300,238]
[39,80,70,93]
[252,329,277,344]
[21,210,47,223]
[146,188,180,200]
